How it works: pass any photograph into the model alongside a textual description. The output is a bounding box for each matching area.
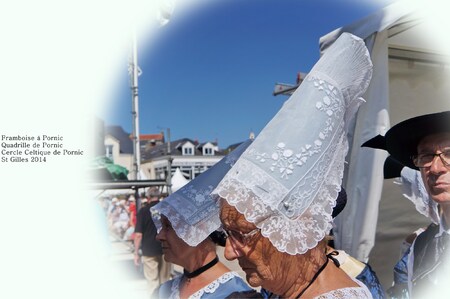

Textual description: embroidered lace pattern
[216,133,348,254]
[212,33,373,255]
[151,140,252,247]
[152,194,222,247]
[248,78,344,182]
[168,271,241,299]
[397,167,439,224]
[314,277,373,299]
[314,286,372,299]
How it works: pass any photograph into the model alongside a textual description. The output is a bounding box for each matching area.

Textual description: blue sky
[101,0,397,148]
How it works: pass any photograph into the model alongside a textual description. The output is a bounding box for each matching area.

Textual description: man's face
[219,200,292,292]
[417,132,450,205]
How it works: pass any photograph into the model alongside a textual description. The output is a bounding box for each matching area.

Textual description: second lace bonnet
[151,139,252,247]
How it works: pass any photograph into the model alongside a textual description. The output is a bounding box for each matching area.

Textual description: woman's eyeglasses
[224,228,260,247]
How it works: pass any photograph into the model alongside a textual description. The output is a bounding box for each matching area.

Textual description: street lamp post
[130,31,141,182]
[166,128,173,195]
[129,31,143,207]
[129,1,175,199]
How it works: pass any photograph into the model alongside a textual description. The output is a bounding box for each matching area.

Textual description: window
[155,167,166,179]
[105,145,113,161]
[183,147,193,155]
[204,147,213,155]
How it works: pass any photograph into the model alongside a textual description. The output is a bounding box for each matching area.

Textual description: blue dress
[355,263,386,299]
[155,271,251,299]
[387,248,410,299]
[260,277,373,298]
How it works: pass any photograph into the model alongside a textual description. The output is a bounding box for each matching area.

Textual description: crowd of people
[99,32,449,298]
[100,194,147,244]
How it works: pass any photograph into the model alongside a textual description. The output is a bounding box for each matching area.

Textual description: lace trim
[216,134,347,254]
[397,167,439,224]
[314,286,372,299]
[314,277,372,299]
[151,198,221,247]
[151,139,253,247]
[168,271,241,299]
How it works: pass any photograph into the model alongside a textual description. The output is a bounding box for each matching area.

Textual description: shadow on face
[156,215,195,265]
[219,199,292,290]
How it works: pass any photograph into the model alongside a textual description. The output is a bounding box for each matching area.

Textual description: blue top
[387,248,410,299]
[355,263,386,299]
[155,271,251,299]
[260,260,382,299]
[260,277,373,299]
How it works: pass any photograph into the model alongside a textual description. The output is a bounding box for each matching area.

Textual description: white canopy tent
[170,168,190,192]
[319,0,450,286]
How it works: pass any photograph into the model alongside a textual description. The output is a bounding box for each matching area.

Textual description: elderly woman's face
[220,200,287,289]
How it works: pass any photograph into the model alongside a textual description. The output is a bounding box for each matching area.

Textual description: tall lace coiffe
[212,33,373,255]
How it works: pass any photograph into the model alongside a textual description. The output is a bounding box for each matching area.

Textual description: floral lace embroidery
[181,185,214,204]
[224,151,241,166]
[216,133,347,254]
[214,76,359,254]
[168,272,241,299]
[247,76,344,180]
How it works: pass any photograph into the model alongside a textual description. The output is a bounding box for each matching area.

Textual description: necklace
[183,256,219,280]
[295,254,331,298]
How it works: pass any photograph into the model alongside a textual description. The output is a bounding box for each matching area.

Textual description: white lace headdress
[212,33,373,255]
[151,139,252,247]
[395,167,439,224]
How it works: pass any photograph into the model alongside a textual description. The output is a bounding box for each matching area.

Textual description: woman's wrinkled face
[219,200,287,290]
[155,215,194,265]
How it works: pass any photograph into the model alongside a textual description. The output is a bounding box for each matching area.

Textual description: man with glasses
[364,110,450,298]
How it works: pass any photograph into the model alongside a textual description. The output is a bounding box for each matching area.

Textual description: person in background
[141,197,149,209]
[151,140,253,299]
[363,111,450,298]
[123,195,137,242]
[128,195,137,226]
[111,199,130,238]
[107,197,118,219]
[134,196,170,296]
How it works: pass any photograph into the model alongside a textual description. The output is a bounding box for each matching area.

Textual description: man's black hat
[332,188,347,218]
[362,111,450,170]
[383,156,404,179]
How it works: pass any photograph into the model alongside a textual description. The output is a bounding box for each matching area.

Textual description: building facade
[104,126,134,171]
[104,125,232,181]
[141,138,225,180]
